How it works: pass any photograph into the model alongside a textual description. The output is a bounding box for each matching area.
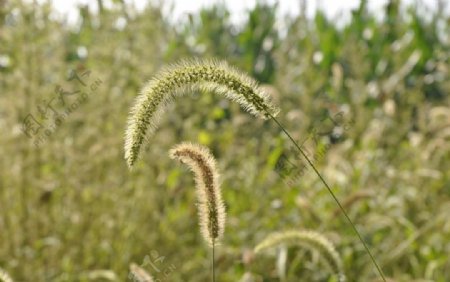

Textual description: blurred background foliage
[0,0,449,281]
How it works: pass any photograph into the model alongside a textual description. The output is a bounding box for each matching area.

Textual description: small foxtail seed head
[254,230,345,281]
[169,142,226,246]
[125,59,279,168]
[129,263,154,282]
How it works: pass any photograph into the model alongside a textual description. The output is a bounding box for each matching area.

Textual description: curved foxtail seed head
[129,263,154,282]
[0,268,13,282]
[254,230,345,281]
[169,142,226,246]
[125,59,279,168]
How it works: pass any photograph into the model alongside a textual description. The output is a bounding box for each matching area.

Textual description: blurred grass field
[0,0,449,281]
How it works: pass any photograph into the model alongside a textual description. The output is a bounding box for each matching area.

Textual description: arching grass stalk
[254,230,345,281]
[267,113,386,281]
[125,59,278,168]
[124,59,385,281]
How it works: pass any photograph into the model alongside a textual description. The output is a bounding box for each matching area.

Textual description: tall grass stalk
[125,59,385,281]
[268,113,386,281]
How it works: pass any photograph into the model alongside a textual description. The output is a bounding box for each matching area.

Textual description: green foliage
[0,0,449,281]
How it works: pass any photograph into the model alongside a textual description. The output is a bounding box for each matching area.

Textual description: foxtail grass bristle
[129,263,154,282]
[254,230,345,281]
[0,268,13,282]
[169,142,226,247]
[125,59,279,168]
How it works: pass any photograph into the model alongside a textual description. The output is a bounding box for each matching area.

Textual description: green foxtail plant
[254,230,345,281]
[124,59,385,281]
[169,142,226,246]
[125,59,279,168]
[169,142,226,282]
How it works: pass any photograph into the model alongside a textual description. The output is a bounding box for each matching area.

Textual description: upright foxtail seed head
[254,230,345,281]
[129,263,154,282]
[125,59,279,168]
[169,142,226,246]
[0,268,13,282]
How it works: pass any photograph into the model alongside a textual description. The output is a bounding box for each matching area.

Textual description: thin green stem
[212,241,216,282]
[268,114,386,282]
